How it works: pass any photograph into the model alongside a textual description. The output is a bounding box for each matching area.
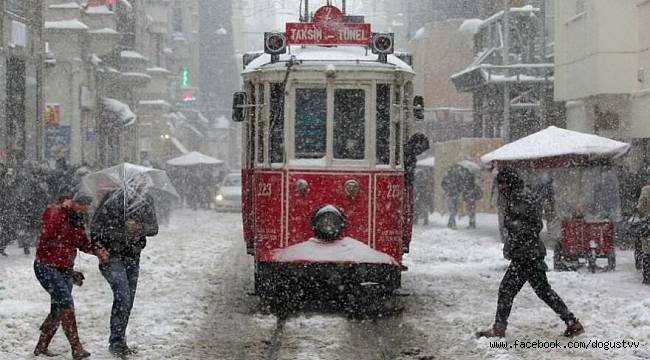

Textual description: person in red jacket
[33,193,108,359]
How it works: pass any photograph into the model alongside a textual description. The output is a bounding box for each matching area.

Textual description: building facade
[554,0,650,165]
[0,0,43,166]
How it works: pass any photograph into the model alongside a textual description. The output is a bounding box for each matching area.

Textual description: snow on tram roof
[243,46,414,74]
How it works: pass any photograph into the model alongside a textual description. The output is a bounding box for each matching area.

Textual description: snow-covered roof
[120,50,147,61]
[481,126,631,166]
[271,237,399,265]
[459,19,483,35]
[49,2,81,9]
[480,5,539,30]
[89,28,119,35]
[139,99,172,108]
[147,67,171,74]
[167,151,223,166]
[244,46,414,74]
[122,72,152,80]
[103,98,136,126]
[44,19,89,31]
[85,5,114,14]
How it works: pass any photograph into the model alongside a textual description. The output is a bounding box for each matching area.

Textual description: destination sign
[286,5,371,46]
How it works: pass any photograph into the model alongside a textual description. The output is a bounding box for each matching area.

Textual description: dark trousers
[495,259,575,328]
[100,256,140,346]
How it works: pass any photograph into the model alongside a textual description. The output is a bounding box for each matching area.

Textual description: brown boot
[476,324,506,338]
[34,313,60,357]
[59,308,91,360]
[564,319,584,337]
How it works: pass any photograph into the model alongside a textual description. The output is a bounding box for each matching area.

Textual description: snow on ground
[0,209,246,360]
[0,210,649,359]
[405,213,650,360]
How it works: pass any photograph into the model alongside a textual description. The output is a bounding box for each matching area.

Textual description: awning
[103,97,136,126]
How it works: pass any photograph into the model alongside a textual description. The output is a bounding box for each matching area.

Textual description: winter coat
[90,190,158,258]
[502,186,546,260]
[636,184,650,253]
[35,205,93,270]
[442,171,462,198]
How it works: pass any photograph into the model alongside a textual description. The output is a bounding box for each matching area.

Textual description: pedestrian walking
[33,193,106,359]
[462,176,482,229]
[90,175,158,356]
[441,167,462,229]
[635,177,650,285]
[477,168,584,338]
[403,133,430,252]
[414,169,433,225]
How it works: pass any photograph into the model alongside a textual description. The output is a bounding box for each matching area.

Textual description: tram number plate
[387,184,401,199]
[257,183,272,197]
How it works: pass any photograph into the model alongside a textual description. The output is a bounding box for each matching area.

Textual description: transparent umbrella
[79,163,180,220]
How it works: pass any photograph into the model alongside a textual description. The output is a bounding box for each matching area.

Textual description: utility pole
[502,0,511,141]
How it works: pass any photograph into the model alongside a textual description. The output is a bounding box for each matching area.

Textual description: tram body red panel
[287,171,371,247]
[373,174,405,262]
[251,170,404,264]
[253,172,284,258]
[241,169,254,245]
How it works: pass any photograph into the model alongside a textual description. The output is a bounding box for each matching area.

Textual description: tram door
[242,82,257,251]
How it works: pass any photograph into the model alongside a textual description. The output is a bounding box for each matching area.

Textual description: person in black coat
[477,167,584,338]
[90,176,158,356]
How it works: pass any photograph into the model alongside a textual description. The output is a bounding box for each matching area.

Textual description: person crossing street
[477,168,584,338]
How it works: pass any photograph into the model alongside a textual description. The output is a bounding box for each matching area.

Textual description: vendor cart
[481,127,631,273]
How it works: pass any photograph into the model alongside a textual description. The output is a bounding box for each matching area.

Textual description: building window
[172,7,183,33]
[6,0,25,16]
[594,106,620,132]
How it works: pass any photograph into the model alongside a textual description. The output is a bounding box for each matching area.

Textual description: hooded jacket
[35,204,93,270]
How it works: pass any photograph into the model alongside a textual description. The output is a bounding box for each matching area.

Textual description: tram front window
[295,88,327,159]
[334,89,365,160]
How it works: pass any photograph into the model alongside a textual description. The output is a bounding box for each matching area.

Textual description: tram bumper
[255,261,401,296]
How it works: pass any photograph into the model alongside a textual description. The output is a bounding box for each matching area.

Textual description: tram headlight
[311,205,346,241]
[215,194,224,202]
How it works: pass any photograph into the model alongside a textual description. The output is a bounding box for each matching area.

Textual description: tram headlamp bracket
[311,205,346,241]
[264,32,287,63]
[371,33,394,63]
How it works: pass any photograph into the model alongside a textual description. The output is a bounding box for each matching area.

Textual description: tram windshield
[295,88,327,159]
[333,89,365,160]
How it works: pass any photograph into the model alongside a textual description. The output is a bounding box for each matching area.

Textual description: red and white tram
[232,4,424,302]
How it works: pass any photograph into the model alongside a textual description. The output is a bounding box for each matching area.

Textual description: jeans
[34,261,74,315]
[495,259,575,328]
[100,256,140,346]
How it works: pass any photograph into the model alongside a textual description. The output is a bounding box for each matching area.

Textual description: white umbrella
[166,151,224,166]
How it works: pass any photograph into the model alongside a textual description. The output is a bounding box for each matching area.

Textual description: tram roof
[243,46,414,74]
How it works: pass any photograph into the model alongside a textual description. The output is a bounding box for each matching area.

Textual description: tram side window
[295,88,327,159]
[269,83,285,163]
[257,84,265,164]
[247,83,256,167]
[376,84,390,165]
[334,89,365,160]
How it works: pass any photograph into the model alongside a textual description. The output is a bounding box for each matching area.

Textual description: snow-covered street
[1,210,649,359]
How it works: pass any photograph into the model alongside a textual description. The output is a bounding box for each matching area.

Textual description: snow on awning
[103,98,136,127]
[417,156,435,168]
[167,151,224,166]
[45,19,89,31]
[481,126,631,167]
[121,50,147,61]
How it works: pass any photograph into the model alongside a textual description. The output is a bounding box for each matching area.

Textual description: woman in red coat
[33,194,108,359]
